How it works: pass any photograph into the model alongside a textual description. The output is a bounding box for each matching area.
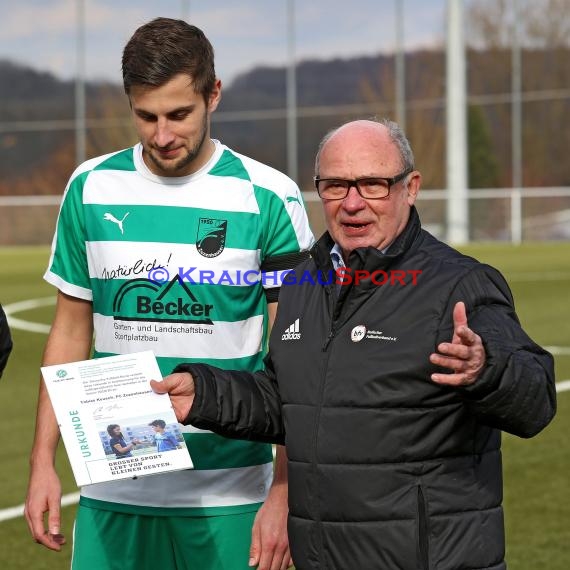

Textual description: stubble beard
[147,113,209,176]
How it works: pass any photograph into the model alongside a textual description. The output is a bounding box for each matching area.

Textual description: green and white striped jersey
[45,141,314,515]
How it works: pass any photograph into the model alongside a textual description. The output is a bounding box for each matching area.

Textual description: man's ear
[406,171,422,206]
[208,79,222,113]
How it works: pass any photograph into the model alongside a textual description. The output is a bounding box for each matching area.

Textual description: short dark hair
[107,424,120,437]
[122,17,216,101]
[149,419,166,429]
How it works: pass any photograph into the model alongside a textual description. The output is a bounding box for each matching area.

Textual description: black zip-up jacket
[0,303,12,378]
[179,208,556,570]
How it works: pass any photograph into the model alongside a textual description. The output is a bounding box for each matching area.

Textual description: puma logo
[286,196,301,205]
[103,212,130,234]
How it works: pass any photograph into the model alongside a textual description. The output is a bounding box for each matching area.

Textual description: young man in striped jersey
[25,17,313,570]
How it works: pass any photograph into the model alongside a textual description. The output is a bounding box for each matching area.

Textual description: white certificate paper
[41,350,193,486]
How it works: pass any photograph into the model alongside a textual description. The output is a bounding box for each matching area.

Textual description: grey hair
[314,117,415,176]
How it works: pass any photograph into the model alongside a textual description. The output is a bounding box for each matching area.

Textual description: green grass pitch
[0,244,568,569]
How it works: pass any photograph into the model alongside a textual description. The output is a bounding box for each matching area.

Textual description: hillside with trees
[1,44,569,200]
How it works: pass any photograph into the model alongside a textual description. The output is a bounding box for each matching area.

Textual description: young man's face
[129,73,221,177]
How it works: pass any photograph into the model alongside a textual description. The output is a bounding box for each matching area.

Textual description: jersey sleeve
[44,171,92,300]
[254,178,314,302]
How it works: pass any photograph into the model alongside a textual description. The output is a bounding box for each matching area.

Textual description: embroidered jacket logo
[351,325,366,342]
[281,318,301,340]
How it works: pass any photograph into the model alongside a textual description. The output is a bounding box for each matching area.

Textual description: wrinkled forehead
[320,125,401,175]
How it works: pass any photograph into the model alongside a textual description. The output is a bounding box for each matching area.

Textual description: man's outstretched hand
[150,372,195,423]
[429,302,486,386]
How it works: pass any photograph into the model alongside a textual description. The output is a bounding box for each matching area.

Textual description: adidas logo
[281,318,301,340]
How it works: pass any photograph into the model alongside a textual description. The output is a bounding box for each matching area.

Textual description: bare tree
[466,0,514,49]
[467,0,570,49]
[526,0,570,47]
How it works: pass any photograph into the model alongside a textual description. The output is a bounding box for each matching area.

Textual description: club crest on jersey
[196,218,227,258]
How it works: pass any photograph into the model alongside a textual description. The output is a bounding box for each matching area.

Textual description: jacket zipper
[322,327,335,351]
[311,285,336,555]
[417,485,429,570]
[322,286,337,351]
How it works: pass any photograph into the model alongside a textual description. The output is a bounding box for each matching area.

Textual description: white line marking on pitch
[555,380,570,392]
[545,346,570,356]
[507,272,570,282]
[3,296,55,334]
[0,492,80,523]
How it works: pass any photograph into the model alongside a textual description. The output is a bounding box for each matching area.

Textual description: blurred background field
[0,243,568,569]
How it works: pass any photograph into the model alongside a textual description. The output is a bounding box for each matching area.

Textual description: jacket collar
[309,207,423,325]
[311,205,422,275]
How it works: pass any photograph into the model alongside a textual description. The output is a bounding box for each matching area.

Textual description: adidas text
[282,318,301,340]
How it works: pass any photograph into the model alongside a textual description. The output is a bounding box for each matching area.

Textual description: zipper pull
[322,328,335,351]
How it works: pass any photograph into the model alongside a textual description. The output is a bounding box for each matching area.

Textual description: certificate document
[41,350,193,486]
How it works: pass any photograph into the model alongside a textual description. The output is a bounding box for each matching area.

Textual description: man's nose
[341,184,367,212]
[154,119,175,147]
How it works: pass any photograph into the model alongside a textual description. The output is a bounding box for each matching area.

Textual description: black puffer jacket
[0,303,12,378]
[183,208,556,570]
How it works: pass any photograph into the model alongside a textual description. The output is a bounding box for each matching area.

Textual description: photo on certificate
[100,416,184,460]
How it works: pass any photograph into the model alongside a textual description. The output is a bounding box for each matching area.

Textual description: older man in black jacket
[0,303,13,377]
[153,119,556,570]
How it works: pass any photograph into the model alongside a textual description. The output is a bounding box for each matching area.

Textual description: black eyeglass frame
[313,168,413,200]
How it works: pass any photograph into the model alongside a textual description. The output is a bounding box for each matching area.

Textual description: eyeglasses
[313,169,413,200]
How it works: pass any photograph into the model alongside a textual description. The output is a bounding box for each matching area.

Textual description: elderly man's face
[318,122,420,260]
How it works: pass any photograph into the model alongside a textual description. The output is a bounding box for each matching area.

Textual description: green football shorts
[71,501,258,570]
